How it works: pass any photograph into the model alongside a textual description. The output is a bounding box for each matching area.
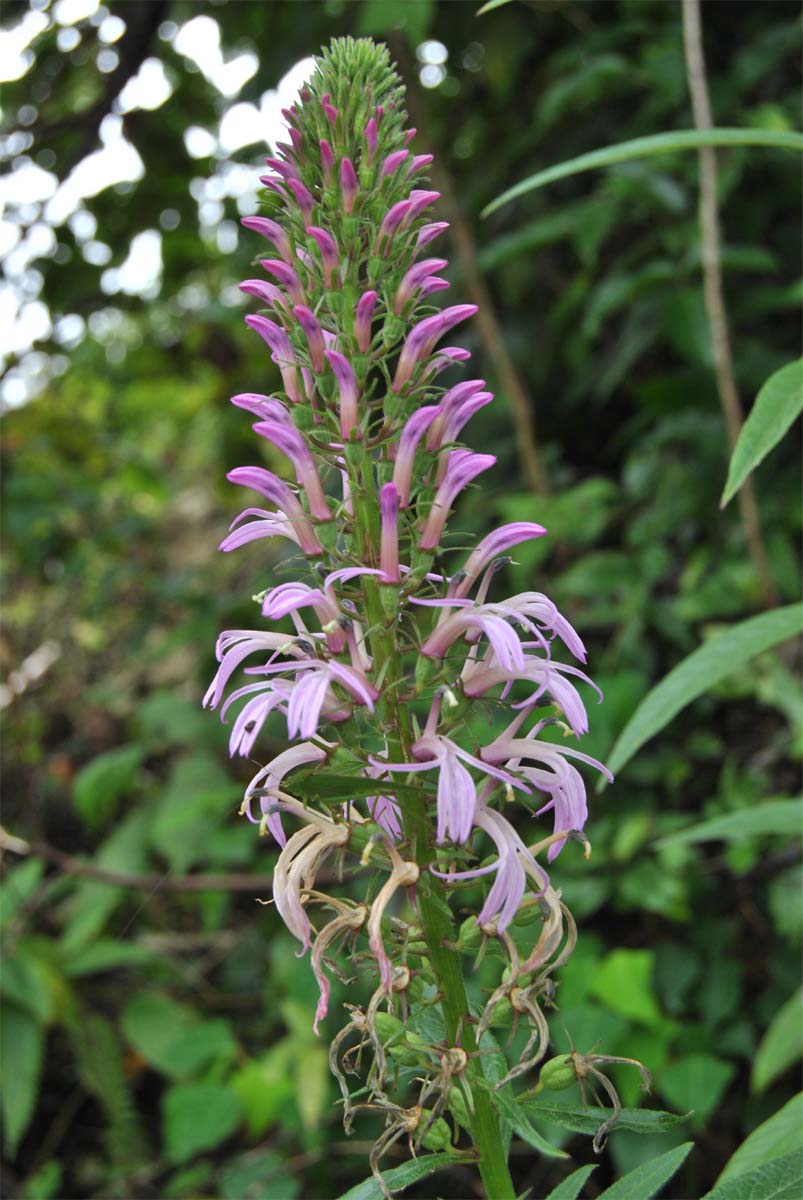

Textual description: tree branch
[682,0,777,605]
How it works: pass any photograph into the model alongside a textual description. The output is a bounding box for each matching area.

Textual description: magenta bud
[288,127,303,156]
[324,349,360,439]
[408,153,434,177]
[240,216,292,264]
[380,149,409,177]
[287,178,315,224]
[403,189,440,226]
[239,279,289,312]
[307,225,339,288]
[355,290,378,353]
[323,101,338,127]
[260,258,305,306]
[259,176,289,201]
[293,304,326,373]
[417,221,450,249]
[340,156,358,214]
[380,483,400,583]
[365,117,378,163]
[264,156,299,182]
[393,257,448,313]
[419,276,450,298]
[319,138,335,179]
[405,126,416,143]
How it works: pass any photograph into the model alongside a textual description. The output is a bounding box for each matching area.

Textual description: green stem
[358,553,516,1200]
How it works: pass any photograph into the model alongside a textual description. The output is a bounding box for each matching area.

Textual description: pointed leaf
[523,1102,690,1137]
[604,605,803,782]
[752,988,803,1093]
[595,1142,693,1199]
[657,799,802,846]
[545,1165,598,1200]
[336,1153,470,1200]
[492,1084,569,1160]
[0,1002,44,1155]
[721,360,803,507]
[717,1094,803,1185]
[483,130,803,216]
[703,1151,803,1200]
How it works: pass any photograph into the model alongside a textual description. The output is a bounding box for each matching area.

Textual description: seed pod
[447,1085,472,1129]
[535,1054,578,1094]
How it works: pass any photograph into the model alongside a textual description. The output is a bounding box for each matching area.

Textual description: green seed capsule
[420,1116,453,1152]
[457,916,482,951]
[535,1055,578,1093]
[374,1012,405,1043]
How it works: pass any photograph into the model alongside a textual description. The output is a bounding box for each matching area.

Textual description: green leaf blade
[595,1142,694,1199]
[752,988,803,1093]
[717,1094,803,1185]
[657,798,802,847]
[703,1150,803,1200]
[336,1153,470,1200]
[721,360,803,507]
[605,605,803,781]
[545,1165,598,1200]
[483,129,803,216]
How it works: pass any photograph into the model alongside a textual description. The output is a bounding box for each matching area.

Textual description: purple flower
[293,304,326,373]
[393,257,448,313]
[392,406,440,507]
[240,216,292,264]
[306,226,339,288]
[381,149,409,177]
[239,279,291,315]
[417,221,449,249]
[252,420,332,521]
[227,466,323,555]
[355,289,378,353]
[324,349,360,439]
[380,483,400,583]
[244,314,303,404]
[241,742,328,844]
[451,522,548,598]
[219,506,301,554]
[407,153,434,178]
[365,117,378,163]
[261,258,305,306]
[419,449,496,550]
[341,157,358,214]
[319,138,335,179]
[392,305,477,391]
[288,177,316,224]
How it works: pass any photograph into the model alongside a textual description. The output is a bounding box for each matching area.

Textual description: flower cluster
[205,36,612,1192]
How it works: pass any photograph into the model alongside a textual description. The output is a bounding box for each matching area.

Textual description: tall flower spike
[207,41,611,1186]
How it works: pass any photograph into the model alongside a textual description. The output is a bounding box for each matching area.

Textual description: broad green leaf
[0,858,44,930]
[73,744,144,829]
[0,1002,44,1155]
[545,1165,598,1200]
[604,605,803,781]
[1,947,53,1022]
[752,988,803,1093]
[122,992,237,1081]
[491,1084,569,1159]
[64,940,157,977]
[293,1042,330,1131]
[718,1094,803,1184]
[60,809,151,951]
[524,1102,690,1137]
[163,1082,243,1164]
[590,949,663,1027]
[721,360,803,507]
[483,129,803,215]
[220,1153,299,1200]
[703,1151,803,1200]
[230,1046,295,1137]
[657,798,802,846]
[336,1153,469,1200]
[20,1161,63,1200]
[659,1055,736,1128]
[595,1141,693,1199]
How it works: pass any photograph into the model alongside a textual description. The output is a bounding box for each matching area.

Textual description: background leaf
[657,798,801,845]
[721,360,803,507]
[336,1153,470,1200]
[545,1165,598,1200]
[717,1094,803,1185]
[595,1142,693,1199]
[752,989,803,1093]
[703,1151,803,1200]
[605,605,803,779]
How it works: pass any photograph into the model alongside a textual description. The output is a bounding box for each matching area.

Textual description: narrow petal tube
[340,157,358,214]
[324,349,360,439]
[240,216,292,264]
[288,177,315,224]
[306,226,339,288]
[355,290,378,352]
[244,314,302,404]
[293,304,326,372]
[392,406,440,507]
[228,466,323,555]
[392,305,478,391]
[380,483,400,583]
[419,450,496,550]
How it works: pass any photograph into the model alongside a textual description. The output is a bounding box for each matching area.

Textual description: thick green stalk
[359,553,516,1200]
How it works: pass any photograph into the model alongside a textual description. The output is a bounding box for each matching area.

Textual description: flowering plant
[206,37,636,1199]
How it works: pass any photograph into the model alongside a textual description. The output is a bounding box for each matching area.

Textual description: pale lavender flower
[416,221,449,249]
[293,304,326,372]
[451,522,548,598]
[419,450,496,550]
[261,258,306,305]
[241,742,329,845]
[227,466,324,555]
[392,406,439,507]
[219,507,302,554]
[244,314,303,404]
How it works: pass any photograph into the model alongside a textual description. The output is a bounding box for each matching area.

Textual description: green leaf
[590,949,663,1028]
[336,1153,469,1200]
[21,1161,63,1200]
[491,1084,570,1159]
[717,1094,803,1185]
[604,605,803,781]
[1,948,53,1022]
[0,1002,44,1155]
[162,1082,243,1164]
[752,988,803,1093]
[721,360,803,507]
[703,1151,803,1200]
[63,940,157,977]
[524,1102,690,1138]
[545,1165,598,1200]
[595,1141,693,1199]
[289,771,420,803]
[657,799,802,846]
[122,992,237,1081]
[73,744,145,829]
[483,129,803,215]
[477,0,517,12]
[659,1055,736,1127]
[230,1046,296,1137]
[0,858,44,930]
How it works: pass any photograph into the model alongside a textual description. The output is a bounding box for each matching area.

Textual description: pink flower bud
[392,305,478,391]
[380,149,409,177]
[420,450,496,549]
[319,138,335,179]
[393,258,448,313]
[260,258,305,305]
[355,290,378,353]
[306,226,339,288]
[287,178,315,224]
[240,216,292,264]
[365,117,378,163]
[293,304,326,373]
[324,349,360,439]
[244,314,302,404]
[380,483,400,583]
[340,157,358,214]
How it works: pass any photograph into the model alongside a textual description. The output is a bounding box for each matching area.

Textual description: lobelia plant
[206,37,644,1200]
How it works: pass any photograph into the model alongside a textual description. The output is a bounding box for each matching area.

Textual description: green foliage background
[1,1,800,1197]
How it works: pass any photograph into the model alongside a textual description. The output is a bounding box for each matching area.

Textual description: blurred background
[1,1,800,1198]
